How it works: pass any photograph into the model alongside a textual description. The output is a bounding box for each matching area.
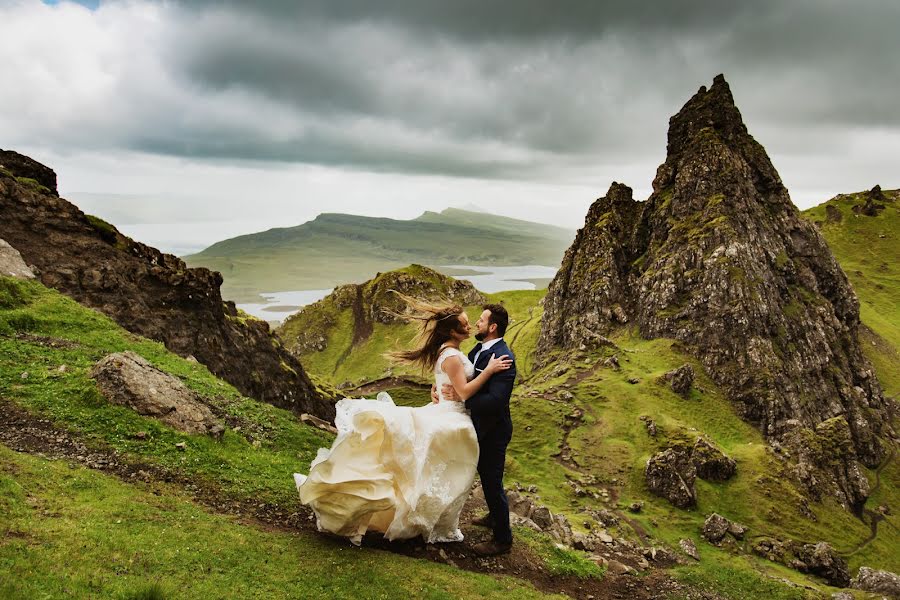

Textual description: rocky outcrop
[646,437,736,508]
[793,542,850,588]
[0,239,35,279]
[0,151,335,421]
[691,437,736,482]
[91,352,225,438]
[852,185,890,216]
[537,75,893,510]
[783,417,870,511]
[0,150,57,195]
[280,264,484,355]
[657,363,694,396]
[701,513,747,544]
[851,567,900,596]
[753,537,850,588]
[645,447,696,508]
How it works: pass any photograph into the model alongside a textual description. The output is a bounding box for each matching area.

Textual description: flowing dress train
[293,348,478,544]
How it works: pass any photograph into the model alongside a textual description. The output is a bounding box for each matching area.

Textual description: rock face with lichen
[0,151,335,421]
[538,75,893,510]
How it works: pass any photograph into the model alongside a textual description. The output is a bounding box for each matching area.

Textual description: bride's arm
[442,353,511,402]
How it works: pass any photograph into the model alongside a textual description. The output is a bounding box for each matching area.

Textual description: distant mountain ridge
[185,208,573,302]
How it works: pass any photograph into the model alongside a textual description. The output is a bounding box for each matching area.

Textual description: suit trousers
[477,432,512,544]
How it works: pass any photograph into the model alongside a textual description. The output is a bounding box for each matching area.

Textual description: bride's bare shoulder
[438,348,465,373]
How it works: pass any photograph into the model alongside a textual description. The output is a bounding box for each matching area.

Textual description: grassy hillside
[184,208,572,302]
[0,276,585,599]
[290,263,899,596]
[0,446,557,600]
[801,188,900,398]
[278,261,544,389]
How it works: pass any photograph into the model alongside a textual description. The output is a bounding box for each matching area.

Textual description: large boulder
[645,446,696,508]
[0,239,35,279]
[658,364,695,396]
[793,542,850,588]
[701,513,730,544]
[701,513,748,544]
[691,437,737,481]
[91,351,225,438]
[851,567,900,596]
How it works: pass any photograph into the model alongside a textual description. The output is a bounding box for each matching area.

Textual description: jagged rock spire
[538,75,893,510]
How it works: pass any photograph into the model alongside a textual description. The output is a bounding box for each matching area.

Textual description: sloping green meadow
[0,276,569,599]
[290,256,898,596]
[0,446,557,600]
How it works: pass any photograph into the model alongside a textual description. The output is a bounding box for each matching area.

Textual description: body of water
[236,264,557,324]
[440,264,558,293]
[237,289,332,323]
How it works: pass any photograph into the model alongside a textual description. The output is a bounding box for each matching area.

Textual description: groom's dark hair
[483,303,509,337]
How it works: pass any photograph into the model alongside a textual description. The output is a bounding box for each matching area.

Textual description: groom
[440,303,515,556]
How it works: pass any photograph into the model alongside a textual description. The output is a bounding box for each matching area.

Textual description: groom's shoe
[471,513,493,528]
[473,540,512,557]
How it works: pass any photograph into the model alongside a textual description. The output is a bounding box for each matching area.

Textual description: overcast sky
[2,0,898,255]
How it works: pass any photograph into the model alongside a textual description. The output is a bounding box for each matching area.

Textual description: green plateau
[184,208,573,302]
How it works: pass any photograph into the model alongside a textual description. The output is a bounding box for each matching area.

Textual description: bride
[293,295,511,544]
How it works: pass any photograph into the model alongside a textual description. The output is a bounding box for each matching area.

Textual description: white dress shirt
[473,337,504,368]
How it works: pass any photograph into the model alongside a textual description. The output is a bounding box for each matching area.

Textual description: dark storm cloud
[4,0,899,185]
[137,0,898,178]
[180,0,774,40]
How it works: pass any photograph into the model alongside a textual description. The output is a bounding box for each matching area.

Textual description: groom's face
[474,309,494,342]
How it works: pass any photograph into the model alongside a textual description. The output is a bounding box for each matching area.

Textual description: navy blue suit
[466,340,515,544]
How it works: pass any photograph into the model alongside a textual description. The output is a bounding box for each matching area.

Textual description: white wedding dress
[293,347,479,544]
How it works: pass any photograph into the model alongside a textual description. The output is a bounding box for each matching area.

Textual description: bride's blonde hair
[386,291,466,372]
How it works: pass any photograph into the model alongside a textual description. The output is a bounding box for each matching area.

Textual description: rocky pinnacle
[538,75,893,510]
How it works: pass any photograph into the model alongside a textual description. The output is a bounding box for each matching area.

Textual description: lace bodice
[435,347,475,404]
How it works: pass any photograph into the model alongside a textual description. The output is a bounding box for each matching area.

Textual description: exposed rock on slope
[280,264,484,355]
[92,351,225,438]
[0,151,334,421]
[538,76,893,510]
[0,239,35,279]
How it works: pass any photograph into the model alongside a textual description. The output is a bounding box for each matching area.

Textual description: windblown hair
[386,291,466,372]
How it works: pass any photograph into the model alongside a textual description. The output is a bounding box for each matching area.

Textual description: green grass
[514,527,605,578]
[294,270,899,594]
[802,189,900,398]
[0,276,596,597]
[14,176,51,194]
[0,446,559,600]
[0,276,332,509]
[671,546,816,600]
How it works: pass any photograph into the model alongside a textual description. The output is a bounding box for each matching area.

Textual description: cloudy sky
[2,0,898,255]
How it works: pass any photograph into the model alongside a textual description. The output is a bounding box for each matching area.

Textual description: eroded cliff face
[0,151,335,421]
[538,76,894,510]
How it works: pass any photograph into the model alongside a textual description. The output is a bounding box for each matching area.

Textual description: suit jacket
[465,340,515,443]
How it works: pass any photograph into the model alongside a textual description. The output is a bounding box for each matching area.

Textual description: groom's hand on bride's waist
[431,384,439,404]
[441,384,462,402]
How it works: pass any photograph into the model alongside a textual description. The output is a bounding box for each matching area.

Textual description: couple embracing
[294,296,515,556]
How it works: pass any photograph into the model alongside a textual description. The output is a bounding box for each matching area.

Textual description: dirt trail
[0,398,715,600]
[847,447,896,557]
